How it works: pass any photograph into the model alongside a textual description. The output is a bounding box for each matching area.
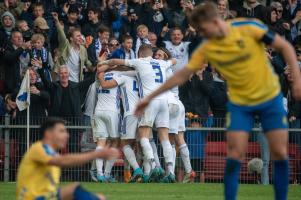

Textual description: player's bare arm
[97,72,118,89]
[48,147,119,167]
[135,67,194,116]
[271,34,301,100]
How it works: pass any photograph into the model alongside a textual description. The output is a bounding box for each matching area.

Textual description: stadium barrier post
[4,114,10,182]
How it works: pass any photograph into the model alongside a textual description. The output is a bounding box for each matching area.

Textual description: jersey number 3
[152,65,163,83]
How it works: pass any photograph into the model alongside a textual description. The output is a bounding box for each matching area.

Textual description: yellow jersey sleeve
[186,42,207,71]
[232,19,276,45]
[27,143,53,164]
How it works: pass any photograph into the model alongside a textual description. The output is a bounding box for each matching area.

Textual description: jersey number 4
[152,65,163,83]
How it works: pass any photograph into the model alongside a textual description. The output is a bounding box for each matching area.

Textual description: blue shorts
[226,94,288,133]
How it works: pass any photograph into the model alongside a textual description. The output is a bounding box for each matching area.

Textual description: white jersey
[125,57,172,100]
[164,41,190,72]
[94,71,121,114]
[166,67,179,101]
[113,73,140,117]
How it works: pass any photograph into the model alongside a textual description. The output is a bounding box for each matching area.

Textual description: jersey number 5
[152,65,163,83]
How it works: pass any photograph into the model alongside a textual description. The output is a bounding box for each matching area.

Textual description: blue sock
[74,185,101,200]
[224,158,241,200]
[273,160,289,200]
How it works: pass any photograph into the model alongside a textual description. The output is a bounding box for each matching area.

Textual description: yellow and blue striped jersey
[187,18,280,106]
[16,141,61,200]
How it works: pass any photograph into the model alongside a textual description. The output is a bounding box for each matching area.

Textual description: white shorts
[178,100,186,132]
[169,103,180,134]
[121,115,138,140]
[92,112,121,141]
[139,99,169,128]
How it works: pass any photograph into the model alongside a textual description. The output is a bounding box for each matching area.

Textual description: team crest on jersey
[236,40,245,49]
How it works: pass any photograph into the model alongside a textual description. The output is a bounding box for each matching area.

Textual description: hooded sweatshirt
[1,11,15,37]
[237,1,265,21]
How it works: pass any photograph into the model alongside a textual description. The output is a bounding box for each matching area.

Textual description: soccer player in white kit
[154,48,196,183]
[97,70,144,182]
[99,44,177,182]
[92,69,122,183]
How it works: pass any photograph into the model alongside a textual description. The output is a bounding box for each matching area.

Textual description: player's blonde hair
[189,1,219,27]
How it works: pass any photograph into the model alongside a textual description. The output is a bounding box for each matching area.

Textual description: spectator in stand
[0,0,24,19]
[282,0,301,42]
[108,37,120,54]
[16,20,32,42]
[0,11,16,46]
[29,33,54,81]
[6,67,50,119]
[134,24,151,56]
[121,7,140,38]
[263,6,286,36]
[112,0,128,38]
[61,4,82,35]
[161,27,192,71]
[148,32,158,48]
[167,0,193,30]
[110,35,135,59]
[82,7,103,38]
[53,12,92,83]
[237,0,266,21]
[87,25,110,66]
[217,0,234,20]
[33,17,51,49]
[3,30,31,93]
[143,0,169,37]
[179,64,213,118]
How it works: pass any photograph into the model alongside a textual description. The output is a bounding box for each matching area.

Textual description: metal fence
[0,115,300,184]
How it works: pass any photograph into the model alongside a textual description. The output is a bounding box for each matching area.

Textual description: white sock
[90,160,96,171]
[143,157,151,175]
[179,144,192,174]
[150,140,161,168]
[161,140,173,174]
[123,145,139,170]
[104,158,116,178]
[172,144,176,173]
[95,146,104,176]
[140,137,155,164]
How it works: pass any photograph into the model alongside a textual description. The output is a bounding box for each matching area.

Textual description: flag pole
[27,104,30,150]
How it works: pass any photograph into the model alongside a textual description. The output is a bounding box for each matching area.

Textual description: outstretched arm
[48,147,119,167]
[97,72,119,89]
[271,34,301,100]
[135,67,194,116]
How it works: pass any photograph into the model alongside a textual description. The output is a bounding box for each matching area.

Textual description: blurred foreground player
[16,117,119,200]
[135,2,301,200]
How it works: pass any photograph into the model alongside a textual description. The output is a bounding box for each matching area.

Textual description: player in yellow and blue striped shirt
[16,118,119,200]
[135,2,301,200]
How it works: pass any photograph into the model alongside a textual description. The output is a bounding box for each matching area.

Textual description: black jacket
[38,69,94,117]
[82,21,104,38]
[2,43,23,93]
[179,71,214,117]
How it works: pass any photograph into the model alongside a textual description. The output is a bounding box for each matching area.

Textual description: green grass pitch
[1,182,301,200]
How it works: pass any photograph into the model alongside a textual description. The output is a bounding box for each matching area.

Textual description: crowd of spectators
[0,0,301,129]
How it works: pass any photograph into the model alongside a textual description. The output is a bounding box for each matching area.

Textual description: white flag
[16,70,30,111]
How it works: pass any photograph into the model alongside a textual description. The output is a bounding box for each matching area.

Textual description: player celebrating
[97,70,144,182]
[135,2,301,200]
[16,117,119,200]
[154,48,196,183]
[93,70,122,183]
[99,44,177,182]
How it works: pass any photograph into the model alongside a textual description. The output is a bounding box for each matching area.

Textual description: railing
[0,115,300,184]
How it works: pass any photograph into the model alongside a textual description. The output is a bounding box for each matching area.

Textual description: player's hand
[97,147,120,160]
[134,97,151,116]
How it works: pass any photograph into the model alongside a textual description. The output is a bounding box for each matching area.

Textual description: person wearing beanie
[0,11,15,50]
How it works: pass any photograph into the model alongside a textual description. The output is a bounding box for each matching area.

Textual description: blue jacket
[110,47,135,60]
